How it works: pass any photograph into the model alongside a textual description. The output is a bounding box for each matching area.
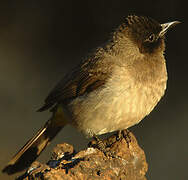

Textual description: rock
[19,130,148,180]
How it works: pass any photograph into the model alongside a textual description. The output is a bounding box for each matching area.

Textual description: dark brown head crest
[125,15,164,54]
[125,15,162,41]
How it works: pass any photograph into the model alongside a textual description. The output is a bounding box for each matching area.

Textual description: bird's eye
[146,34,155,42]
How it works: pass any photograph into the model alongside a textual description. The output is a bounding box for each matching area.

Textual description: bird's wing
[38,56,113,112]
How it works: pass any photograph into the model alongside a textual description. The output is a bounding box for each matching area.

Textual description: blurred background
[0,1,187,179]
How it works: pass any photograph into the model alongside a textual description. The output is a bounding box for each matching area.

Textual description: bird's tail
[2,107,69,175]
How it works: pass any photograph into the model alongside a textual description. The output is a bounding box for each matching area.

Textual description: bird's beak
[159,21,181,37]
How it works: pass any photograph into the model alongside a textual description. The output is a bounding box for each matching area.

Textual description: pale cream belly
[67,82,166,137]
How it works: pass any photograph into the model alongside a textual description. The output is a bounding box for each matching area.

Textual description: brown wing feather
[38,57,112,112]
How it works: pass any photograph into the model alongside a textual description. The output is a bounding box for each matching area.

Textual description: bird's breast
[67,61,167,137]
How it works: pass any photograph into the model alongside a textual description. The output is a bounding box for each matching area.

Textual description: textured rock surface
[18,131,148,180]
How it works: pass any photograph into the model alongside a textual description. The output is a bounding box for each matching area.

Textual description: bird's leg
[116,130,122,141]
[116,129,131,147]
[93,135,106,153]
[92,135,116,158]
[123,129,131,147]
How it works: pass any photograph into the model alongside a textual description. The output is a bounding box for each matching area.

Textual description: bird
[2,15,180,175]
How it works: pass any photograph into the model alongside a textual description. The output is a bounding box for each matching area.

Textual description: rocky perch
[17,130,148,180]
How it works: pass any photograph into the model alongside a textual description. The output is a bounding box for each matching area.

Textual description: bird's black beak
[159,21,181,37]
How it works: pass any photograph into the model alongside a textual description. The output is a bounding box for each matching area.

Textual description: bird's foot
[116,129,131,148]
[90,136,116,158]
[89,130,131,158]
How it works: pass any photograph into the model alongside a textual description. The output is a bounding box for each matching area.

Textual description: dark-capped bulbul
[2,15,180,175]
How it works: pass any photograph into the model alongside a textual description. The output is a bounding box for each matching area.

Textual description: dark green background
[0,1,187,179]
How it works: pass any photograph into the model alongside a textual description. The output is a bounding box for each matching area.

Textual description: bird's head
[124,15,180,54]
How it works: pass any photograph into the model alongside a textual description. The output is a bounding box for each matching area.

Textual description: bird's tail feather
[2,117,65,175]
